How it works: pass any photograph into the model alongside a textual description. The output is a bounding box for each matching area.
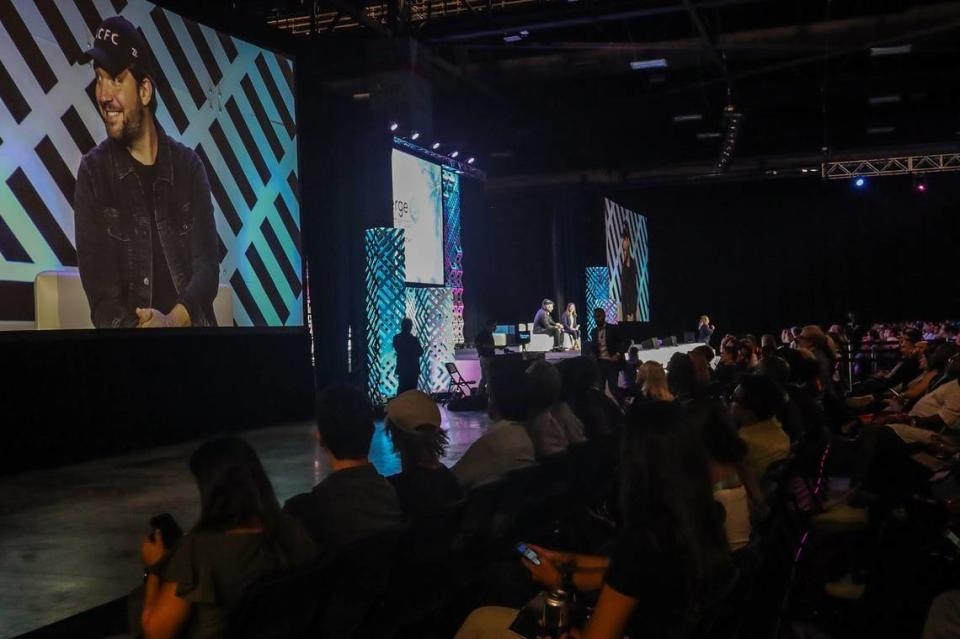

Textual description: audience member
[590,307,627,402]
[557,356,623,441]
[524,360,575,457]
[284,384,404,550]
[385,390,463,521]
[475,319,497,395]
[731,374,791,482]
[640,361,673,401]
[454,401,734,639]
[715,344,741,387]
[452,359,536,489]
[138,437,316,639]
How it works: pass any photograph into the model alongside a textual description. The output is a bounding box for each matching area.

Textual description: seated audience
[737,339,759,374]
[731,374,791,482]
[284,384,404,550]
[640,361,673,402]
[688,400,753,551]
[385,390,463,520]
[666,352,697,400]
[689,346,715,390]
[454,401,734,639]
[452,359,536,489]
[139,436,316,639]
[525,360,577,457]
[758,335,791,388]
[715,344,741,387]
[557,356,624,442]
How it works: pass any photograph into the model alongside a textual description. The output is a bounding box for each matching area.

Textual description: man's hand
[137,304,191,328]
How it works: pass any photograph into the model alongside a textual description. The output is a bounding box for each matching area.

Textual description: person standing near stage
[698,315,716,344]
[75,16,219,328]
[475,319,497,395]
[533,299,564,350]
[590,307,626,401]
[560,302,581,351]
[394,318,423,394]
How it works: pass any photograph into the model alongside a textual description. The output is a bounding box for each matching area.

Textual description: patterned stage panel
[405,286,454,394]
[0,0,301,326]
[365,227,405,403]
[441,168,463,345]
[584,265,609,337]
[604,198,649,322]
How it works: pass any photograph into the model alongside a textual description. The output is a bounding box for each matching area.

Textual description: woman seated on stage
[561,302,581,351]
[136,436,316,639]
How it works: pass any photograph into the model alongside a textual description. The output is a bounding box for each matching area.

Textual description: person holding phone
[455,401,734,639]
[137,437,315,638]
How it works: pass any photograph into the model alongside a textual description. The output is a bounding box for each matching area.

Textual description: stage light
[451,150,459,158]
[432,142,440,150]
[915,176,928,193]
[389,122,399,132]
[467,157,475,164]
[854,177,866,188]
[630,58,668,70]
[871,44,912,57]
[411,131,420,140]
[868,95,901,106]
[673,114,703,123]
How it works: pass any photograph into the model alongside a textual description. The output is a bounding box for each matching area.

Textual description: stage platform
[451,342,707,383]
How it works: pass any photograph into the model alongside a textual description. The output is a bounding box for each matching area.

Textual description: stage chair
[34,268,234,329]
[445,362,477,398]
[527,333,554,352]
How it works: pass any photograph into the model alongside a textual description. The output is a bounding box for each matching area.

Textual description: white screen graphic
[392,149,443,286]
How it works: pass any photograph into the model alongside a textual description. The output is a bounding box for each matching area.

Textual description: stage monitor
[604,198,649,322]
[392,148,443,286]
[0,1,302,330]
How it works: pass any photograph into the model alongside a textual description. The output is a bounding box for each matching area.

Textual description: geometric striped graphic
[405,286,453,394]
[365,227,405,403]
[0,0,301,327]
[442,167,464,345]
[584,265,609,337]
[604,197,649,322]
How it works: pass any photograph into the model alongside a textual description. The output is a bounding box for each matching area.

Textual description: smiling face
[95,66,149,145]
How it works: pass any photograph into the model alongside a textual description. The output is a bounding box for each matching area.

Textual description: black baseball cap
[83,16,155,79]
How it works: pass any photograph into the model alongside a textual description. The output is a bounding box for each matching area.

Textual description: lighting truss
[822,153,960,179]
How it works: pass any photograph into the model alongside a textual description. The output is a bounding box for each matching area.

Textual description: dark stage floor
[0,410,490,638]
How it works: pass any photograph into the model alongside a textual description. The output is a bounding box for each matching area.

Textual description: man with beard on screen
[74,16,219,328]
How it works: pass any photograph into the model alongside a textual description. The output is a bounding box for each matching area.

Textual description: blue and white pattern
[604,198,649,322]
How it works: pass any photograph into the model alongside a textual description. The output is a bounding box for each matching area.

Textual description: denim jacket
[74,124,219,328]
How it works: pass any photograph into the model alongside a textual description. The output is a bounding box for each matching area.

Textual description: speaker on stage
[640,338,658,350]
[664,336,678,347]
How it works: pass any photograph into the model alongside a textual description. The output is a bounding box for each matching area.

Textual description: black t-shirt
[283,464,404,552]
[393,332,423,376]
[604,520,734,639]
[132,156,178,314]
[389,465,463,519]
[476,329,496,358]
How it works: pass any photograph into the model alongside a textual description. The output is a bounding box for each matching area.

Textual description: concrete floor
[0,409,490,638]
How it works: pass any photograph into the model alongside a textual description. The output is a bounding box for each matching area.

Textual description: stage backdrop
[604,198,649,322]
[0,0,302,328]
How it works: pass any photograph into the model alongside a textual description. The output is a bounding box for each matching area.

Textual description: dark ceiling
[171,0,960,183]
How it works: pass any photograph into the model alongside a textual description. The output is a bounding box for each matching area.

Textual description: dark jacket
[74,124,219,328]
[589,323,626,361]
[533,308,558,333]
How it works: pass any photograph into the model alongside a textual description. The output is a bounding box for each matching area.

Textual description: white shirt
[598,326,610,359]
[910,380,960,428]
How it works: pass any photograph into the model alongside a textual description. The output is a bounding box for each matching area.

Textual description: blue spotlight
[854,177,865,188]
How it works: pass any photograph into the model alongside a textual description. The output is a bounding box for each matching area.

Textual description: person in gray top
[453,359,536,489]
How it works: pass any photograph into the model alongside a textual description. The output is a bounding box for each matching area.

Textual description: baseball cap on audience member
[385,390,442,435]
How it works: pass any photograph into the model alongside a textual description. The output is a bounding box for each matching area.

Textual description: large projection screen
[0,0,302,329]
[604,197,650,322]
[392,148,443,286]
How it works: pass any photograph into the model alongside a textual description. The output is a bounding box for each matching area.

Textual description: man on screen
[74,16,219,328]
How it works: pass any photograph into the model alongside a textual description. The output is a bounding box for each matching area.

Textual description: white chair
[35,268,234,329]
[493,333,507,348]
[527,333,554,352]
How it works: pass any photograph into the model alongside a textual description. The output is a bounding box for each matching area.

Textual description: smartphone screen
[516,542,542,566]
